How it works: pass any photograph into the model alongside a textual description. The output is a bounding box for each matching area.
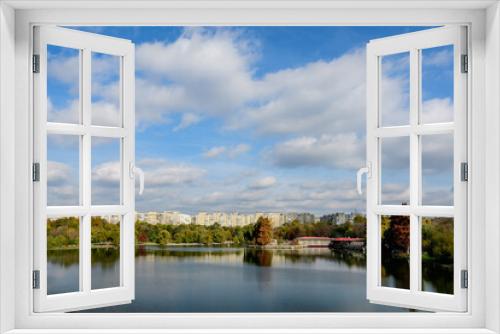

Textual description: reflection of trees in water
[48,248,120,269]
[243,249,273,267]
[329,250,366,268]
[49,246,451,293]
[135,245,244,258]
[381,256,410,289]
[422,261,453,294]
[91,248,120,270]
[381,256,453,293]
[272,249,366,269]
[47,249,79,267]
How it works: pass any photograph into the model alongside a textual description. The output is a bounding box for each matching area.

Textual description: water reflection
[45,246,452,312]
[243,249,273,267]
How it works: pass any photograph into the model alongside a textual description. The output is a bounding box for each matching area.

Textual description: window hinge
[461,54,468,73]
[32,162,40,182]
[461,162,468,182]
[33,270,40,289]
[32,54,40,73]
[461,269,468,289]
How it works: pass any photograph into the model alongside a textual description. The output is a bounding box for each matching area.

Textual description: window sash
[366,25,468,312]
[32,26,136,312]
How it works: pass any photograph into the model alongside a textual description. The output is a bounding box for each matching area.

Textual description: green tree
[157,229,171,245]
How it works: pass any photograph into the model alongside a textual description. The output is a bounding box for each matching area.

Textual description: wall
[485,2,500,333]
[0,2,16,334]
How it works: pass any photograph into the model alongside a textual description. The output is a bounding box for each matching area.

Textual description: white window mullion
[121,46,135,293]
[81,47,92,294]
[409,48,421,293]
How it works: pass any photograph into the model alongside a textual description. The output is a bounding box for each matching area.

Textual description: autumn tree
[254,217,274,245]
[382,215,410,257]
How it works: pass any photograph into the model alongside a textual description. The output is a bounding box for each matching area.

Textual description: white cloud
[91,101,121,127]
[47,98,80,124]
[421,98,453,124]
[227,144,251,158]
[47,161,72,185]
[203,144,251,159]
[138,159,206,187]
[229,50,367,137]
[90,159,206,207]
[423,47,453,67]
[92,161,121,184]
[135,28,256,129]
[203,146,226,158]
[271,133,364,169]
[174,113,201,131]
[47,161,79,206]
[249,176,277,189]
[381,183,410,205]
[48,53,79,86]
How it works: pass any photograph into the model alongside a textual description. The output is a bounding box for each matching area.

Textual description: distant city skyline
[135,210,359,227]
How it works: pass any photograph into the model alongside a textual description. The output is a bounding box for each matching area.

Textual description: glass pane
[381,137,410,205]
[421,45,454,124]
[91,52,121,127]
[380,52,410,127]
[421,134,454,206]
[421,217,454,294]
[47,216,80,294]
[47,134,80,206]
[380,215,410,289]
[91,137,121,205]
[47,45,80,124]
[91,215,121,289]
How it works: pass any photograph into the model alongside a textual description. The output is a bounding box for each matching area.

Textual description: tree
[382,215,410,257]
[254,217,273,245]
[157,229,172,245]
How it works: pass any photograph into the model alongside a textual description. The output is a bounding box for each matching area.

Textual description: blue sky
[46,26,454,215]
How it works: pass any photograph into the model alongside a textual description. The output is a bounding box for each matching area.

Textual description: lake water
[46,246,448,312]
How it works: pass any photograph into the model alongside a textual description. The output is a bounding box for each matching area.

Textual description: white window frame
[0,1,499,333]
[365,26,468,312]
[32,26,136,312]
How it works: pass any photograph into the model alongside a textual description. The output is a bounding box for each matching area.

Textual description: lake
[46,246,450,312]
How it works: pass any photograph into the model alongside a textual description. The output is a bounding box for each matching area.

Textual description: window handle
[130,163,145,195]
[356,163,371,195]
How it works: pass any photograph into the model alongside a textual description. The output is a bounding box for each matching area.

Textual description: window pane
[380,52,410,127]
[421,217,454,294]
[47,134,80,206]
[47,45,80,124]
[381,137,410,205]
[91,137,121,205]
[421,134,454,206]
[47,216,80,294]
[421,45,454,124]
[92,52,121,127]
[380,215,410,289]
[91,215,121,289]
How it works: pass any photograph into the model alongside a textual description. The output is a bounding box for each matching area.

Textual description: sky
[46,26,455,215]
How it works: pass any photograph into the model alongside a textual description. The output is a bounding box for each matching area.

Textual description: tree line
[381,215,453,262]
[46,214,453,262]
[46,215,367,249]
